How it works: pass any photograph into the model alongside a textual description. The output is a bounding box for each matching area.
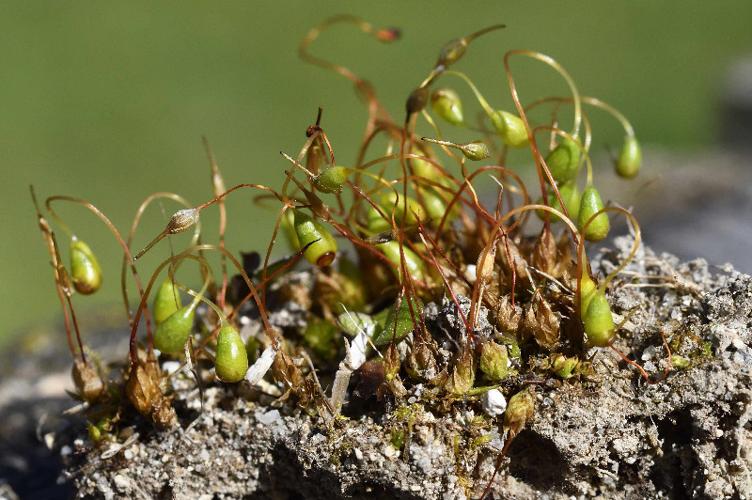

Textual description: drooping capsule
[303,318,339,361]
[376,241,427,283]
[615,136,641,179]
[577,185,610,241]
[152,279,182,325]
[538,182,580,222]
[431,88,464,125]
[215,325,249,382]
[70,238,102,295]
[545,136,581,184]
[293,210,337,267]
[583,290,616,347]
[409,146,439,180]
[579,273,597,319]
[153,304,196,354]
[313,165,350,194]
[379,192,427,226]
[490,110,528,148]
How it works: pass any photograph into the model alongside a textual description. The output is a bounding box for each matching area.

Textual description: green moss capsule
[153,304,196,354]
[70,239,102,295]
[490,110,528,148]
[410,147,438,180]
[380,192,426,226]
[293,210,337,267]
[152,279,182,325]
[545,137,581,183]
[615,136,641,179]
[537,182,580,222]
[313,166,349,194]
[431,88,464,125]
[579,273,597,319]
[480,341,510,382]
[282,209,301,250]
[417,187,450,222]
[376,241,427,282]
[215,325,248,382]
[577,186,610,241]
[461,141,490,161]
[583,291,615,347]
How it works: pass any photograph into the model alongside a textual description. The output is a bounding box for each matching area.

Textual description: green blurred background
[3,1,752,347]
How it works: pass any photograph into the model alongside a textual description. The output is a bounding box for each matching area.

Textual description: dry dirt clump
[63,239,752,499]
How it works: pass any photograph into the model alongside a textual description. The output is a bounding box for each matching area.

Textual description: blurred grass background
[2,1,752,347]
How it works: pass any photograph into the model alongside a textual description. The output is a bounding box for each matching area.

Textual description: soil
[7,237,744,499]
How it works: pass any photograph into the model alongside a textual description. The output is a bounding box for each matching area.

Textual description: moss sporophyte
[32,14,667,491]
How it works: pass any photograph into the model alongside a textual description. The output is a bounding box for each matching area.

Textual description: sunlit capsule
[579,273,597,319]
[152,279,182,325]
[583,290,615,347]
[490,110,528,148]
[375,241,427,282]
[461,141,490,161]
[615,136,641,179]
[70,238,102,295]
[293,210,337,267]
[410,146,439,180]
[153,304,196,354]
[545,137,581,183]
[313,166,350,194]
[431,88,464,125]
[577,186,610,241]
[537,182,580,222]
[215,325,249,383]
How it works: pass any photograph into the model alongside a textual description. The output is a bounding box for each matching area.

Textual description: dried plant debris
[25,13,750,500]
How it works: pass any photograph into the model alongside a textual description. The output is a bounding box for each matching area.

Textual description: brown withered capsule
[523,291,560,350]
[445,347,475,396]
[406,86,430,116]
[166,208,200,234]
[71,359,105,403]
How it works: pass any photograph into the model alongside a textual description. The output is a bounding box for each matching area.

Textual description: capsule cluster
[33,16,647,438]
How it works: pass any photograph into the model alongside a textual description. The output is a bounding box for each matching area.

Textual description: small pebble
[354,448,363,461]
[257,409,281,426]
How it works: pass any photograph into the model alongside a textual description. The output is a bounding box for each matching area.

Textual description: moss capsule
[583,290,615,347]
[406,86,429,115]
[152,279,182,325]
[490,110,528,148]
[537,182,580,222]
[460,141,490,161]
[579,273,597,319]
[70,239,102,295]
[282,209,301,250]
[303,318,339,361]
[417,187,450,222]
[577,186,610,241]
[431,88,464,125]
[215,325,249,382]
[153,304,196,354]
[376,241,427,282]
[313,166,349,194]
[615,136,641,179]
[545,137,581,183]
[380,192,426,226]
[293,210,337,267]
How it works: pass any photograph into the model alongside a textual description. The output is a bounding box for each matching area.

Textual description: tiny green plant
[32,15,671,494]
